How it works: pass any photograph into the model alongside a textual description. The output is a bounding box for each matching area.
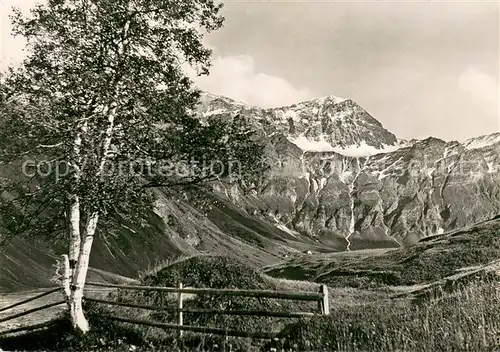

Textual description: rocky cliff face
[196,93,500,251]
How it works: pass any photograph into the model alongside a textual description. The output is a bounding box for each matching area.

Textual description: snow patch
[311,178,319,192]
[332,141,401,157]
[346,158,362,251]
[376,171,389,181]
[487,162,496,174]
[464,133,500,150]
[285,110,298,120]
[340,170,354,184]
[329,110,349,120]
[312,95,347,105]
[422,167,435,178]
[371,156,403,181]
[291,136,336,152]
[290,136,403,156]
[200,92,251,108]
[203,108,226,117]
[319,177,328,190]
[299,171,311,180]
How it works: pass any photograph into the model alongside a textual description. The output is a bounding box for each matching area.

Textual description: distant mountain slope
[265,215,500,288]
[0,187,326,292]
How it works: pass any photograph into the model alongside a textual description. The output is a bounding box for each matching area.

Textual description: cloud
[191,55,314,108]
[459,67,499,117]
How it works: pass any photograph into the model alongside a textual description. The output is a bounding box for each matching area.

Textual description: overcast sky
[1,0,499,141]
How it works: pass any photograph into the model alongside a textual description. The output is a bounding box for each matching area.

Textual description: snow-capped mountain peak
[286,94,348,109]
[196,92,400,156]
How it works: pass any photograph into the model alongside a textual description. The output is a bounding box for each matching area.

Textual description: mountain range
[197,92,500,248]
[1,92,499,291]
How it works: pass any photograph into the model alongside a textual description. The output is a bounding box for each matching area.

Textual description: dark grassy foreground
[283,280,500,351]
[1,256,500,351]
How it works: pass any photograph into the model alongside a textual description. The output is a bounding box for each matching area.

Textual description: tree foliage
[0,0,265,245]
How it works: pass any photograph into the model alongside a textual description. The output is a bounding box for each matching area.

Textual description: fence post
[318,284,329,315]
[178,282,184,338]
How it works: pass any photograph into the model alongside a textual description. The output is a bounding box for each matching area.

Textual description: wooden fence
[0,282,329,340]
[85,281,329,339]
[0,287,64,336]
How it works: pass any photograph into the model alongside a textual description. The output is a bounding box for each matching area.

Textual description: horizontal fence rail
[0,288,64,337]
[109,316,282,340]
[0,319,60,336]
[85,297,317,318]
[0,288,61,313]
[0,282,328,340]
[86,281,329,340]
[85,282,324,301]
[0,301,66,324]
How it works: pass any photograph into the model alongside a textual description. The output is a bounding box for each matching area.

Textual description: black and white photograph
[0,0,499,351]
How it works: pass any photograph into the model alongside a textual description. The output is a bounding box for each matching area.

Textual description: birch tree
[0,0,264,333]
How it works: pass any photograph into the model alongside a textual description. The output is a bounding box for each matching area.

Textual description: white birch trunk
[68,121,86,277]
[69,212,99,333]
[63,12,127,333]
[67,96,115,333]
[66,107,114,332]
[68,195,81,277]
[64,121,85,321]
[60,254,71,301]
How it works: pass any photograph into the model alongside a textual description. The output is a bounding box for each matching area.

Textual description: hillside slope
[0,186,327,292]
[265,215,500,288]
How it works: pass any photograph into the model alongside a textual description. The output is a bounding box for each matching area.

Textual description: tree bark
[68,212,99,333]
[69,121,86,277]
[61,254,71,301]
[64,105,115,332]
[68,195,81,277]
[64,121,86,330]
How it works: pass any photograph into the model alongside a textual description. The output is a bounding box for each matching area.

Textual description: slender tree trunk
[62,29,121,332]
[69,212,99,333]
[64,105,114,332]
[61,254,71,302]
[63,122,86,328]
[68,195,81,277]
